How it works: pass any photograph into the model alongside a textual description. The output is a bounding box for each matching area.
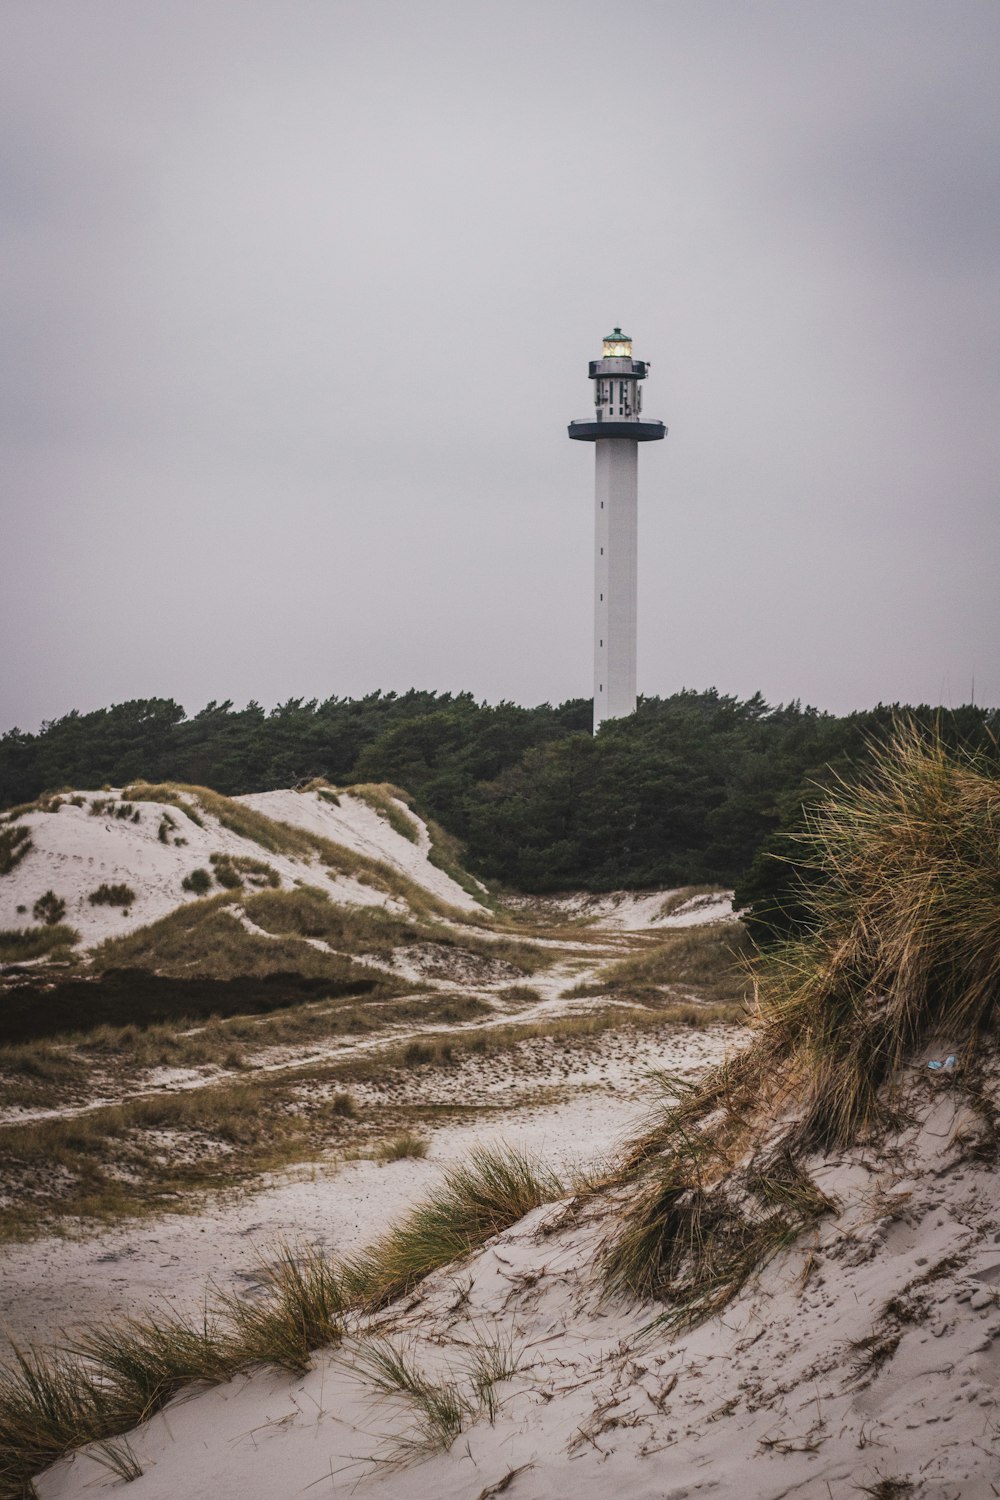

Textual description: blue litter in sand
[928,1055,958,1071]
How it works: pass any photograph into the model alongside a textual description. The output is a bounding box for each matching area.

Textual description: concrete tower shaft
[594,440,638,723]
[568,328,666,734]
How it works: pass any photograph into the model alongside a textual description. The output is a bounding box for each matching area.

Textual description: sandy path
[0,927,711,1128]
[0,1025,732,1354]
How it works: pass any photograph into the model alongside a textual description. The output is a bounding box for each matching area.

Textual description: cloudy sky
[2,0,998,732]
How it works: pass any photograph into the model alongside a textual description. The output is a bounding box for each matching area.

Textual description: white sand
[238,789,482,913]
[507,888,737,931]
[33,1063,1000,1500]
[0,788,479,951]
[0,1026,732,1353]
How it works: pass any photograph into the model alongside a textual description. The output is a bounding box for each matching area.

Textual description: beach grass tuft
[343,1144,563,1309]
[88,883,135,908]
[0,1146,551,1493]
[374,1131,429,1161]
[352,1327,522,1463]
[0,925,78,963]
[0,828,32,877]
[216,1243,345,1374]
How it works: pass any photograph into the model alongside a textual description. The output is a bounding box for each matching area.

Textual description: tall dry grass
[0,1147,557,1496]
[604,727,1000,1317]
[343,1144,563,1309]
[573,921,751,1008]
[0,1244,345,1496]
[755,722,1000,1147]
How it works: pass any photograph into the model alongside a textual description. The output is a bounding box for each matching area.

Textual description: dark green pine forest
[1,690,996,940]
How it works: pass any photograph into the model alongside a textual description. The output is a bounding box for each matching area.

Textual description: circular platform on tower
[567,419,666,442]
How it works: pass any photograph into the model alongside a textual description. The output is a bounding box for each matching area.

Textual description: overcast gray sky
[2,0,998,732]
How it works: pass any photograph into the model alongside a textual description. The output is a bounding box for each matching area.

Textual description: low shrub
[32,891,66,927]
[209,853,280,891]
[497,984,541,1003]
[375,1131,429,1161]
[402,1041,434,1065]
[181,868,212,895]
[0,925,79,963]
[0,827,32,877]
[88,884,135,909]
[211,858,242,890]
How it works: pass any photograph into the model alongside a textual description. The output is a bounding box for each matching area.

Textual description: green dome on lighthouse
[602,327,632,357]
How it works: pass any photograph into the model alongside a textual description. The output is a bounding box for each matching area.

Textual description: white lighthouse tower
[569,328,666,732]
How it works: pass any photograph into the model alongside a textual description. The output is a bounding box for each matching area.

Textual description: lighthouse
[568,328,666,733]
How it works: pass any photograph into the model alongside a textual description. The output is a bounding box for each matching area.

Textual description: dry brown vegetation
[602,729,1000,1326]
[0,1062,424,1240]
[0,828,32,877]
[0,1145,555,1497]
[0,873,746,1215]
[0,984,733,1239]
[89,895,388,986]
[0,926,79,964]
[349,783,422,845]
[574,922,752,1008]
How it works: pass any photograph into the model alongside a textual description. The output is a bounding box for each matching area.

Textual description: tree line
[1,690,995,924]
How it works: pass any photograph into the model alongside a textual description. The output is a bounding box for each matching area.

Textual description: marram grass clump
[343,1144,563,1309]
[755,723,1000,1147]
[0,1245,343,1497]
[603,727,1000,1318]
[0,1146,561,1497]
